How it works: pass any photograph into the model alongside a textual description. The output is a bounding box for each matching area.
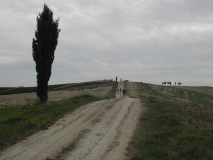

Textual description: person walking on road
[122,88,126,97]
[117,88,119,92]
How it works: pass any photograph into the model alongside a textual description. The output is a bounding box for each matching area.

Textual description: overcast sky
[0,0,213,87]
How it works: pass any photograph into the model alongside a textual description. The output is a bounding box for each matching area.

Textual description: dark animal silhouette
[167,82,171,85]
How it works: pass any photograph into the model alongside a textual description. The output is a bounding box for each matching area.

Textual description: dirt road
[0,82,144,160]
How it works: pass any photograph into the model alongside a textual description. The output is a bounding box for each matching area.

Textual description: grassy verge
[127,83,213,160]
[104,81,117,99]
[0,94,100,151]
[0,81,117,152]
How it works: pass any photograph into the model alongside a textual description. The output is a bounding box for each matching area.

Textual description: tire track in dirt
[103,98,143,160]
[64,99,127,160]
[63,82,143,160]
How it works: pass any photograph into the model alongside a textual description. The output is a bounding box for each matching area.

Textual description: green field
[0,80,113,95]
[127,82,213,160]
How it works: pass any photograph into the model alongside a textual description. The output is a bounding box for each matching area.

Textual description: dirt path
[0,82,144,160]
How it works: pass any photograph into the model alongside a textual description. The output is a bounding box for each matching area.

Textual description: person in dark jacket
[122,89,126,97]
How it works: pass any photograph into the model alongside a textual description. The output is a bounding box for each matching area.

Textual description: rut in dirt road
[0,82,144,160]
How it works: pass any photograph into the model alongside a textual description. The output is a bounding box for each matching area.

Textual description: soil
[0,86,112,107]
[0,82,145,160]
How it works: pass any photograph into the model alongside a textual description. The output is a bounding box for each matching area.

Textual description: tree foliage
[32,4,60,103]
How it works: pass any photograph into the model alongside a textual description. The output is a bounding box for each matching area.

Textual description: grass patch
[0,94,100,151]
[104,81,117,99]
[128,98,213,160]
[127,82,213,160]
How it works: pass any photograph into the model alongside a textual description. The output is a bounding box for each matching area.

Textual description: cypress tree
[32,4,60,103]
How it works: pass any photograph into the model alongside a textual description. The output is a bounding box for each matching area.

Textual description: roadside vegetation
[105,81,117,99]
[127,82,213,160]
[0,81,117,151]
[0,81,112,95]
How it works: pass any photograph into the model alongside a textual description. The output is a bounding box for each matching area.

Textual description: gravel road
[0,82,144,160]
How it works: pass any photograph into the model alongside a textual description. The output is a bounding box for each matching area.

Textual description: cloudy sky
[0,0,213,87]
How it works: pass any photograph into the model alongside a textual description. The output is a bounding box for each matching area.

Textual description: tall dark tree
[32,4,60,103]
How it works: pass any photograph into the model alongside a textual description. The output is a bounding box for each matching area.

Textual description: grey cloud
[0,0,213,87]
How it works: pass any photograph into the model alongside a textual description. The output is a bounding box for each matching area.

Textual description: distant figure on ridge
[122,89,126,97]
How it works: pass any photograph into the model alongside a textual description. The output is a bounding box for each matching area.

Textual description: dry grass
[0,86,111,107]
[127,82,213,160]
[177,86,213,97]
